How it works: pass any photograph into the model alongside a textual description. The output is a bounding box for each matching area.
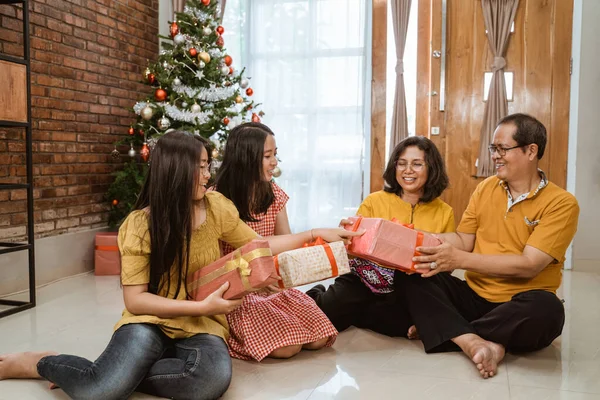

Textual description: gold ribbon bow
[188,247,272,293]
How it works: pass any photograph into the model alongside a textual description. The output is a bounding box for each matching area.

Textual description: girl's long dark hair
[214,122,275,222]
[134,131,212,298]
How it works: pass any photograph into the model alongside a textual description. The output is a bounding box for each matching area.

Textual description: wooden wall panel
[0,60,27,123]
[370,0,387,193]
[417,0,573,222]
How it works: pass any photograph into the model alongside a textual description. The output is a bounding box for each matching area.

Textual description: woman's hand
[338,218,354,228]
[412,238,463,278]
[312,227,365,245]
[199,282,244,315]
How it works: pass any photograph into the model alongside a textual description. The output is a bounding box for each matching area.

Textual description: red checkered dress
[223,182,338,361]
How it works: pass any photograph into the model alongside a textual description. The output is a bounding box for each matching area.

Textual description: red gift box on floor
[344,216,441,273]
[94,232,121,276]
[187,240,279,301]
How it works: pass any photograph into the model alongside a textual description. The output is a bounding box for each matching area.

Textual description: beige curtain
[390,0,412,146]
[173,0,186,14]
[476,0,519,177]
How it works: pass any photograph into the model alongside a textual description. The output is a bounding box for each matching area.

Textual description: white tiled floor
[1,270,599,399]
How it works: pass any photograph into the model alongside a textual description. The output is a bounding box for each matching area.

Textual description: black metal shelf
[0,0,35,319]
[0,183,30,190]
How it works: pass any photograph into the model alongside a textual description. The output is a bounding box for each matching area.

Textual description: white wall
[568,0,600,272]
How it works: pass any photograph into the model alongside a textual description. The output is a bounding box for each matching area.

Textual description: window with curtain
[224,0,369,232]
[385,0,418,155]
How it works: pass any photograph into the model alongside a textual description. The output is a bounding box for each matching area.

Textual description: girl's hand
[312,228,365,245]
[199,282,244,315]
[338,218,354,228]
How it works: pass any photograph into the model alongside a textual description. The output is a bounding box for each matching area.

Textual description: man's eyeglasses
[488,144,524,156]
[396,162,426,172]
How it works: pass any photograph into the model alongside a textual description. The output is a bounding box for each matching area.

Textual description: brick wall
[0,0,158,240]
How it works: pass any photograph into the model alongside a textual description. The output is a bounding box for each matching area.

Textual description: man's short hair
[497,113,547,159]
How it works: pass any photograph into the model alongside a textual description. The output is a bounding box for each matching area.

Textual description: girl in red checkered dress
[214,122,339,361]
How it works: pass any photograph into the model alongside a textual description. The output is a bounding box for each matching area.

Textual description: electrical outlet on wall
[431,126,440,135]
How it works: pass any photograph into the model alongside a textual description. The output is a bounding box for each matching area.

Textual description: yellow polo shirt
[357,190,455,233]
[458,175,579,303]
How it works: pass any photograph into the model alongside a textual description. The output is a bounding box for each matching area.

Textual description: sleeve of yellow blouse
[215,193,258,249]
[356,195,374,217]
[442,207,456,233]
[118,211,151,285]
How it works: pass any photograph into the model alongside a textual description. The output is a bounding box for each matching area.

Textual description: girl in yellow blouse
[0,131,361,400]
[308,136,454,338]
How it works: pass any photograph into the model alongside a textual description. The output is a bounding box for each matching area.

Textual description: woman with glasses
[308,136,454,339]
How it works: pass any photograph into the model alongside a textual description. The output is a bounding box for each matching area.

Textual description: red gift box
[187,240,278,301]
[94,232,121,276]
[344,216,441,273]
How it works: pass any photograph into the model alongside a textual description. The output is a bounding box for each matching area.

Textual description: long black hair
[214,122,275,222]
[382,136,449,203]
[134,131,212,298]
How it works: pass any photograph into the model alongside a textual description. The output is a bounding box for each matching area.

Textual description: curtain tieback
[396,59,404,75]
[491,56,506,72]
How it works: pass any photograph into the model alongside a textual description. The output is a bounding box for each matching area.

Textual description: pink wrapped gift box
[94,232,121,276]
[344,216,441,273]
[187,240,279,301]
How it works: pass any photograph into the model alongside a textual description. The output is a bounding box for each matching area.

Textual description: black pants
[306,273,413,337]
[396,271,565,353]
[307,272,565,354]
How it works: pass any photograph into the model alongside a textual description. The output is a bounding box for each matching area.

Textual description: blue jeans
[36,323,232,400]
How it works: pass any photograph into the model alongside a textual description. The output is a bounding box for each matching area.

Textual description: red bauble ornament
[201,0,210,5]
[140,143,150,162]
[229,67,233,75]
[155,88,168,102]
[251,113,261,123]
[216,26,225,35]
[128,127,135,135]
[138,129,144,136]
[112,199,119,206]
[148,73,156,84]
[247,104,253,110]
[246,88,254,96]
[224,55,233,66]
[216,35,224,47]
[189,48,198,57]
[223,117,230,125]
[170,22,179,37]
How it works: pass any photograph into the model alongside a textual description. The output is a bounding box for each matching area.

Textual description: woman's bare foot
[407,325,419,340]
[0,351,58,380]
[452,334,505,379]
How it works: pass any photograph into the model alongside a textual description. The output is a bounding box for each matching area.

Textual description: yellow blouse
[114,191,258,340]
[357,190,455,233]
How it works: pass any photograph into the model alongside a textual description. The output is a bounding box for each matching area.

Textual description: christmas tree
[106,0,262,227]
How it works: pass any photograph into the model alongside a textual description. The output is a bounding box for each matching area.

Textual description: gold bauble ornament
[198,52,211,64]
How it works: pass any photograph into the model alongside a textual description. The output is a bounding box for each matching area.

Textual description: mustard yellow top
[114,191,258,340]
[357,190,455,233]
[458,176,579,303]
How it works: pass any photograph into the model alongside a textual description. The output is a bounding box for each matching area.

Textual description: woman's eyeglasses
[396,162,426,171]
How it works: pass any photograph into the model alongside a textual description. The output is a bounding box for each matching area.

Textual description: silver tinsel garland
[134,101,213,124]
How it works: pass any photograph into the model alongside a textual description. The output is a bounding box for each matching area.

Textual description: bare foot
[302,337,329,351]
[453,334,505,379]
[0,351,58,380]
[407,325,419,340]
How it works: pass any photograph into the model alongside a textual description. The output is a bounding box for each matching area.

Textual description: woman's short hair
[382,136,449,203]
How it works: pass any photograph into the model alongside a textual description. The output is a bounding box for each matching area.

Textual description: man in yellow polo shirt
[402,113,579,379]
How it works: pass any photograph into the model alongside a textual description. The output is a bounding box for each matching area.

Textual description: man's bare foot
[0,351,58,380]
[453,334,505,379]
[407,325,419,340]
